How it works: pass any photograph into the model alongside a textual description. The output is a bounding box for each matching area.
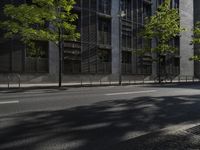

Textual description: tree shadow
[110,130,200,150]
[1,94,200,150]
[143,82,200,90]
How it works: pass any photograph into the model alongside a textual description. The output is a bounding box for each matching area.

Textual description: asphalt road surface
[1,83,200,150]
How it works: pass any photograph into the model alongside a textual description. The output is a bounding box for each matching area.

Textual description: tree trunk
[58,27,62,88]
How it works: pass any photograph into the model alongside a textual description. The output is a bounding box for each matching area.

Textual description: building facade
[0,0,197,83]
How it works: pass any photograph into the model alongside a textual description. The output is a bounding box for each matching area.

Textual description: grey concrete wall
[111,0,120,79]
[179,0,194,76]
[48,42,59,79]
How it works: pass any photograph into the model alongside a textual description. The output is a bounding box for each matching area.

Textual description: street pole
[57,1,63,88]
[158,53,161,84]
[119,13,122,86]
[58,27,63,87]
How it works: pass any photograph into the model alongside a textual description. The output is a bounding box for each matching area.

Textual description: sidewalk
[0,81,153,89]
[0,79,199,89]
[110,123,200,150]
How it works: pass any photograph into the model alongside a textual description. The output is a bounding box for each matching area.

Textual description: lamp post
[158,52,161,84]
[58,22,63,88]
[118,8,126,86]
[57,1,63,88]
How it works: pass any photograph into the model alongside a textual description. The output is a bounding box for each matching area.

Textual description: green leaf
[140,0,184,55]
[0,0,79,56]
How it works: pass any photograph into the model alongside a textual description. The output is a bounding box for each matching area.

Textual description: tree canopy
[141,0,184,54]
[191,22,200,61]
[0,0,80,54]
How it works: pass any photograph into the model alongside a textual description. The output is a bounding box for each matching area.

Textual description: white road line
[105,90,157,96]
[0,101,19,104]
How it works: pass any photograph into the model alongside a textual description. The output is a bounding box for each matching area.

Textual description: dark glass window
[98,49,111,62]
[75,0,81,7]
[122,51,132,64]
[122,30,132,48]
[157,0,164,5]
[99,0,111,15]
[121,0,132,20]
[82,0,89,9]
[122,51,132,74]
[90,0,97,10]
[97,49,111,73]
[138,0,143,24]
[63,41,81,74]
[174,0,179,8]
[132,0,137,22]
[143,3,151,19]
[98,18,111,45]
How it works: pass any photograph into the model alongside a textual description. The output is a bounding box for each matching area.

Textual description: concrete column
[48,42,59,79]
[111,0,120,80]
[179,0,194,76]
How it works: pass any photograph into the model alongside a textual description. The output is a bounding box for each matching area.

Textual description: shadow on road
[143,82,200,90]
[1,94,200,150]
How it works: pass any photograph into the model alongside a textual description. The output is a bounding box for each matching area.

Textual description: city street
[1,83,200,149]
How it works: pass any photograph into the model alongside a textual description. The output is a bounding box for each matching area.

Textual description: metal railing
[153,75,199,84]
[2,75,200,89]
[78,75,200,86]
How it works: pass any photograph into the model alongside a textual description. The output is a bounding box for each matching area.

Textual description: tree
[141,0,184,83]
[0,0,80,87]
[191,22,200,61]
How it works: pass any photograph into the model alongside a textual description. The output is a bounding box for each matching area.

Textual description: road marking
[105,90,157,96]
[0,101,19,104]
